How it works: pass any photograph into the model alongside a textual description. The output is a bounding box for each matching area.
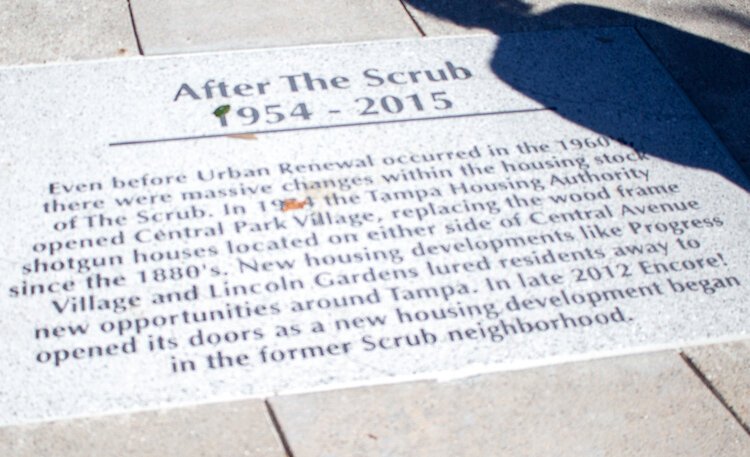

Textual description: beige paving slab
[0,0,139,65]
[403,0,750,176]
[403,0,750,51]
[130,0,420,55]
[270,352,749,457]
[683,340,750,429]
[0,400,286,457]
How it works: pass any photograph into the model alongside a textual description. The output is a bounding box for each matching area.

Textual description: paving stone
[402,0,750,51]
[129,0,419,55]
[403,0,750,177]
[0,400,285,457]
[0,0,139,65]
[3,30,750,425]
[270,352,750,457]
[683,340,750,428]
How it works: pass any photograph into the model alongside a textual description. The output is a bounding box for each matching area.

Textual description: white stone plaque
[0,30,748,425]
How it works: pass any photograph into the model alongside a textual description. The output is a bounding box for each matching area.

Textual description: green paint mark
[214,105,231,117]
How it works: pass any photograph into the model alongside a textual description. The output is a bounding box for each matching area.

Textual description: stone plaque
[1,30,748,425]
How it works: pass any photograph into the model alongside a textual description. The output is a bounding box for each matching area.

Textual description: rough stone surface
[270,352,750,457]
[129,0,420,54]
[683,340,750,428]
[403,0,750,176]
[0,0,139,65]
[1,31,749,425]
[0,400,285,457]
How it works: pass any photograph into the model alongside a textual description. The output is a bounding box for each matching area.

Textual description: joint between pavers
[679,351,750,436]
[264,399,296,457]
[126,0,145,55]
[398,0,427,36]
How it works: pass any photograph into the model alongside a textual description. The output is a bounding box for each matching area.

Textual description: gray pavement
[270,352,748,457]
[0,400,285,457]
[0,0,138,64]
[1,1,748,455]
[129,0,419,54]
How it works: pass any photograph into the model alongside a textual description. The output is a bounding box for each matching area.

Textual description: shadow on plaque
[405,0,750,192]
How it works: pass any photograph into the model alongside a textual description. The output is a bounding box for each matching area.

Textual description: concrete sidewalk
[1,1,748,455]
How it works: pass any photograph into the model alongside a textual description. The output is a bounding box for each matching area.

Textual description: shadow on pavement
[405,0,750,191]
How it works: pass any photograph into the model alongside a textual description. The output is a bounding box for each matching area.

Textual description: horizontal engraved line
[108,107,556,147]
